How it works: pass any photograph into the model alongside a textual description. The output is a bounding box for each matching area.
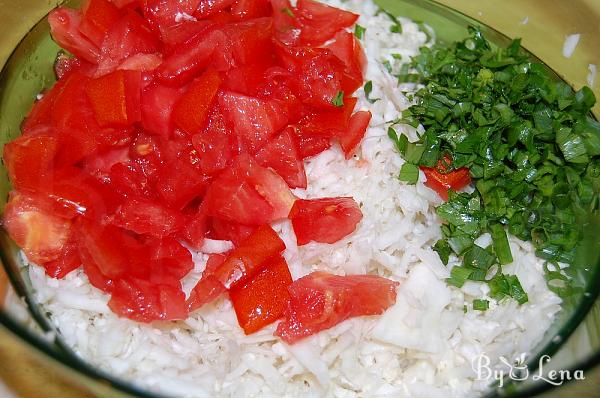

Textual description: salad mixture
[1,0,598,396]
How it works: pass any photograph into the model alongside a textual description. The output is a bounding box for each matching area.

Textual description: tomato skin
[43,238,81,279]
[339,110,371,159]
[274,272,399,344]
[79,0,122,46]
[295,0,358,46]
[3,132,58,192]
[49,7,101,64]
[289,197,362,245]
[255,127,307,189]
[173,69,221,135]
[2,192,73,265]
[296,97,357,138]
[86,69,142,126]
[219,91,288,154]
[421,156,472,201]
[230,254,292,334]
[325,30,366,94]
[108,277,188,322]
[212,224,285,289]
[110,197,184,237]
[203,154,296,225]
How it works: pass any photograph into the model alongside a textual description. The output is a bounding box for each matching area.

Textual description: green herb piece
[489,223,513,264]
[332,91,344,107]
[382,60,393,73]
[390,23,402,34]
[281,7,294,17]
[354,24,366,40]
[447,266,473,288]
[473,299,490,311]
[364,81,380,103]
[399,163,419,184]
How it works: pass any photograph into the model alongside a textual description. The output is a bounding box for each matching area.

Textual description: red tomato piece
[3,131,58,192]
[289,197,362,245]
[110,0,140,8]
[118,52,163,71]
[109,162,154,198]
[295,135,331,159]
[173,69,221,135]
[296,97,357,138]
[271,0,300,46]
[219,91,288,154]
[339,110,371,159]
[108,277,188,322]
[2,192,73,265]
[156,28,226,85]
[79,0,122,46]
[53,53,96,80]
[230,255,292,334]
[161,20,214,47]
[43,237,81,279]
[142,0,201,36]
[83,146,130,179]
[21,79,67,133]
[96,10,161,76]
[225,18,274,67]
[186,274,227,311]
[421,156,472,201]
[213,224,285,289]
[274,272,399,344]
[295,0,358,46]
[141,83,186,138]
[143,236,194,281]
[177,205,208,249]
[255,128,307,189]
[231,0,271,20]
[325,30,367,90]
[155,155,211,210]
[86,69,142,127]
[195,0,236,18]
[210,217,255,246]
[48,7,100,64]
[110,197,184,237]
[191,105,237,175]
[203,154,296,225]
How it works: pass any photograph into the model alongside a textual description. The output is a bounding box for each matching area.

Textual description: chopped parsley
[332,91,345,107]
[392,26,600,304]
[473,299,490,311]
[363,81,379,103]
[354,24,366,40]
[398,163,419,184]
[281,7,294,17]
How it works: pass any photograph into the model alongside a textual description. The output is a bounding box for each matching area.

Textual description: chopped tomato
[230,255,292,334]
[421,156,472,201]
[274,272,398,343]
[54,53,96,80]
[219,91,288,154]
[79,0,122,46]
[325,30,366,90]
[108,277,188,322]
[43,238,81,279]
[48,7,101,63]
[195,0,236,18]
[225,18,274,66]
[3,132,58,192]
[255,128,307,189]
[295,0,358,46]
[177,205,208,249]
[2,192,73,265]
[117,52,163,71]
[161,20,214,47]
[289,197,362,245]
[110,197,184,237]
[231,0,271,20]
[203,154,296,225]
[212,224,285,289]
[339,110,371,159]
[143,236,194,281]
[109,161,155,198]
[187,274,227,311]
[210,217,255,246]
[296,97,357,138]
[271,0,299,46]
[173,69,221,134]
[86,69,142,126]
[191,105,237,174]
[21,79,67,133]
[141,83,185,138]
[155,159,211,210]
[142,0,201,36]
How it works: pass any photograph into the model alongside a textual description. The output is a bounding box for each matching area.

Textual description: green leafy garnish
[392,25,600,305]
[281,7,294,17]
[332,91,344,107]
[364,81,379,103]
[399,163,419,184]
[473,299,490,311]
[354,24,366,40]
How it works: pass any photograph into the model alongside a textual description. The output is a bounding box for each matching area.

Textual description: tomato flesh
[172,69,221,134]
[289,197,363,245]
[49,7,101,63]
[339,110,371,159]
[230,255,292,334]
[255,127,307,189]
[421,156,472,201]
[79,0,122,46]
[275,272,399,343]
[86,69,142,126]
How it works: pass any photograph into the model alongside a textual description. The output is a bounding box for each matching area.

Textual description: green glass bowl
[0,0,599,397]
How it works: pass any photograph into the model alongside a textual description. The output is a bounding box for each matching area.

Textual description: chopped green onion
[489,223,513,265]
[473,299,490,311]
[382,60,392,73]
[281,7,294,17]
[331,91,344,107]
[354,24,366,40]
[364,81,379,103]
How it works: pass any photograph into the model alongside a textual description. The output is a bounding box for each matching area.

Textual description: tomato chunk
[213,224,285,289]
[255,128,307,189]
[49,7,101,63]
[231,0,271,20]
[86,69,142,126]
[210,217,255,246]
[289,197,362,245]
[191,105,237,175]
[79,0,122,46]
[295,0,358,46]
[195,0,236,18]
[141,83,185,138]
[274,272,398,343]
[421,156,472,201]
[2,192,73,265]
[108,277,188,322]
[203,154,296,225]
[339,110,371,159]
[3,132,58,192]
[142,0,202,36]
[230,255,292,334]
[110,197,184,237]
[173,69,221,134]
